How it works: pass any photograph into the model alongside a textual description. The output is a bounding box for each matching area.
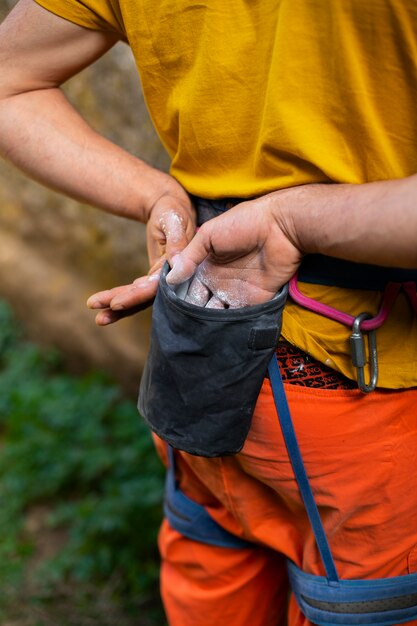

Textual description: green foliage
[0,300,165,622]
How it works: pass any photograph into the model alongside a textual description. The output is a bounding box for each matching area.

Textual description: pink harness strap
[289,277,411,330]
[403,282,417,315]
[288,272,417,393]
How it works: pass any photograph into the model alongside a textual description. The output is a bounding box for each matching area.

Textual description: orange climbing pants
[154,377,417,626]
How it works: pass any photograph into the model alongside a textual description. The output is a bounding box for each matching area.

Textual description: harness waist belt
[298,254,417,290]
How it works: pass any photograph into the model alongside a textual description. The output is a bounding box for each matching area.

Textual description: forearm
[0,87,179,222]
[275,176,417,268]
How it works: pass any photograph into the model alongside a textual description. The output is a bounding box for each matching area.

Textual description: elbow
[0,64,26,102]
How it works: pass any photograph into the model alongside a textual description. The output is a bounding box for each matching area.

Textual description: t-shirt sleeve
[33,0,126,39]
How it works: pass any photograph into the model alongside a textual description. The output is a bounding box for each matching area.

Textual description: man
[0,1,417,624]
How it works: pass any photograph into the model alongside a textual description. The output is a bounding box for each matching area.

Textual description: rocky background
[0,1,170,392]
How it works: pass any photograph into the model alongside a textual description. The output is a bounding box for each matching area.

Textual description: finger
[87,271,160,310]
[95,303,154,326]
[147,209,194,268]
[147,227,165,269]
[184,275,211,306]
[166,225,212,285]
[110,273,160,311]
[205,295,226,309]
[87,284,136,309]
[159,211,192,261]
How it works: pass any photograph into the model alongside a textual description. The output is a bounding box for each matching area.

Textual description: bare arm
[164,177,417,307]
[0,0,196,319]
[282,176,417,269]
[0,0,195,222]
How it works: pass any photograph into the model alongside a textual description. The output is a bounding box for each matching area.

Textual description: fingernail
[206,296,225,309]
[167,253,180,272]
[166,270,175,284]
[87,298,103,309]
[166,256,184,284]
[97,312,113,325]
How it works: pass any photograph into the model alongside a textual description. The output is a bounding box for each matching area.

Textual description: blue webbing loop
[267,354,340,584]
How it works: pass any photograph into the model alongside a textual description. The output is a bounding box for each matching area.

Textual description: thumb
[161,211,194,261]
[166,227,212,285]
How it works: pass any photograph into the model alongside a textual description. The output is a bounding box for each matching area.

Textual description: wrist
[143,170,194,222]
[266,186,308,256]
[269,182,354,257]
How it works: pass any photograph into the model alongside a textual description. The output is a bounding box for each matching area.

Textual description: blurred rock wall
[0,1,170,392]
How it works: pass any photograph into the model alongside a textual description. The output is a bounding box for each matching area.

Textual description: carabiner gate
[349,312,378,393]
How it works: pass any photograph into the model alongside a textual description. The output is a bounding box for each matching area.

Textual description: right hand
[87,179,196,325]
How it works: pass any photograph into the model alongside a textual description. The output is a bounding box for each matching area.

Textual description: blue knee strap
[164,445,253,549]
[164,356,417,625]
[287,561,417,626]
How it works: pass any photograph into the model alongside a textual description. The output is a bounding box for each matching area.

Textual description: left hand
[166,193,303,308]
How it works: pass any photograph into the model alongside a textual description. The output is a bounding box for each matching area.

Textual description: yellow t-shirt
[34,0,417,387]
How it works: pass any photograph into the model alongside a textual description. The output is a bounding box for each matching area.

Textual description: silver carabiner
[349,312,378,393]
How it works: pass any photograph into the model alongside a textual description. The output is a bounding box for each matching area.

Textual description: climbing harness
[164,357,417,625]
[149,199,417,624]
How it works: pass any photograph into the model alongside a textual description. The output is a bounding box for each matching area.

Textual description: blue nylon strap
[288,560,417,626]
[267,354,340,584]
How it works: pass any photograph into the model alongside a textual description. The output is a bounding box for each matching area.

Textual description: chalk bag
[138,262,288,457]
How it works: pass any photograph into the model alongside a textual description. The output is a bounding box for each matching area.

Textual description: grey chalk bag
[138,262,288,457]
